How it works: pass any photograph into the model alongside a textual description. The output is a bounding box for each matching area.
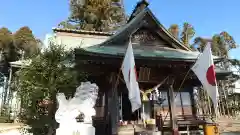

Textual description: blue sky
[0,0,239,59]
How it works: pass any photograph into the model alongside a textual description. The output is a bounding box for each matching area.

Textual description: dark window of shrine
[175,92,192,106]
[175,92,192,115]
[138,67,151,81]
[158,91,192,116]
[160,91,168,106]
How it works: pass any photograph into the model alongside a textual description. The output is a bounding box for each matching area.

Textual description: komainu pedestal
[56,123,95,135]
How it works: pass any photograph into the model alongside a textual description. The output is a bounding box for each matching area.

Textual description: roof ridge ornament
[128,0,149,22]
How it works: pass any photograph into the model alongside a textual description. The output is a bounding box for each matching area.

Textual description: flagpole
[114,36,130,127]
[117,32,140,127]
[120,92,123,121]
[193,46,219,121]
[115,34,132,90]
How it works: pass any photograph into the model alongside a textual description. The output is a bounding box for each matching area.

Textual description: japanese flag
[121,42,141,112]
[191,43,219,109]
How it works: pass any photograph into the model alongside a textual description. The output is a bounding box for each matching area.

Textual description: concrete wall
[44,32,110,51]
[233,80,240,93]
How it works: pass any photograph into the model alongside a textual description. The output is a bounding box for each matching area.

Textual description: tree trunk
[47,95,57,135]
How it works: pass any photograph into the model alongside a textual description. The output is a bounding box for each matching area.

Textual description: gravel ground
[218,116,240,133]
[1,118,240,135]
[0,123,23,129]
[0,129,23,135]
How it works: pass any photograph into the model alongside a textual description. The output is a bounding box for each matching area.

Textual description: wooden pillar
[219,87,225,116]
[199,89,206,120]
[202,90,209,118]
[207,95,212,117]
[108,73,120,135]
[179,92,185,115]
[167,83,178,134]
[190,88,197,117]
[234,94,236,116]
[221,81,230,116]
[93,77,109,135]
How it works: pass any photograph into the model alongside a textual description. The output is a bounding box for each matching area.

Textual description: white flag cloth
[191,43,219,109]
[121,42,141,112]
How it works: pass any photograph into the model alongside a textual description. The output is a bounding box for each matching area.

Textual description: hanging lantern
[42,99,53,105]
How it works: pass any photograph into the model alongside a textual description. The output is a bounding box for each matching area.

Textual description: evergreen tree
[168,22,195,47]
[180,23,195,46]
[14,26,40,58]
[0,26,40,114]
[0,26,41,61]
[194,32,237,58]
[0,27,13,51]
[59,0,126,31]
[168,23,238,57]
[0,27,19,72]
[168,24,179,39]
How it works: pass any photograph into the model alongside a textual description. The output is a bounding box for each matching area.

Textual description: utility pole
[0,73,7,115]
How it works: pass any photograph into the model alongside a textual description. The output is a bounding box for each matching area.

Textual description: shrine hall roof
[79,45,221,62]
[75,0,221,62]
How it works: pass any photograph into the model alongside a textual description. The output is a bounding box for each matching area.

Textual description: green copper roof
[82,45,220,60]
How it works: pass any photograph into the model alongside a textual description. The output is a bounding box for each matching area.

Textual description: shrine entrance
[120,88,139,122]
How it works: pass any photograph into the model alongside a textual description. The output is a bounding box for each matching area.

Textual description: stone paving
[0,123,28,135]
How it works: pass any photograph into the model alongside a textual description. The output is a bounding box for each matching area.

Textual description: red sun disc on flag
[206,65,216,86]
[134,66,138,80]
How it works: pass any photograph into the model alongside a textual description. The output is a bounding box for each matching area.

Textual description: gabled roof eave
[98,8,191,51]
[145,8,192,51]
